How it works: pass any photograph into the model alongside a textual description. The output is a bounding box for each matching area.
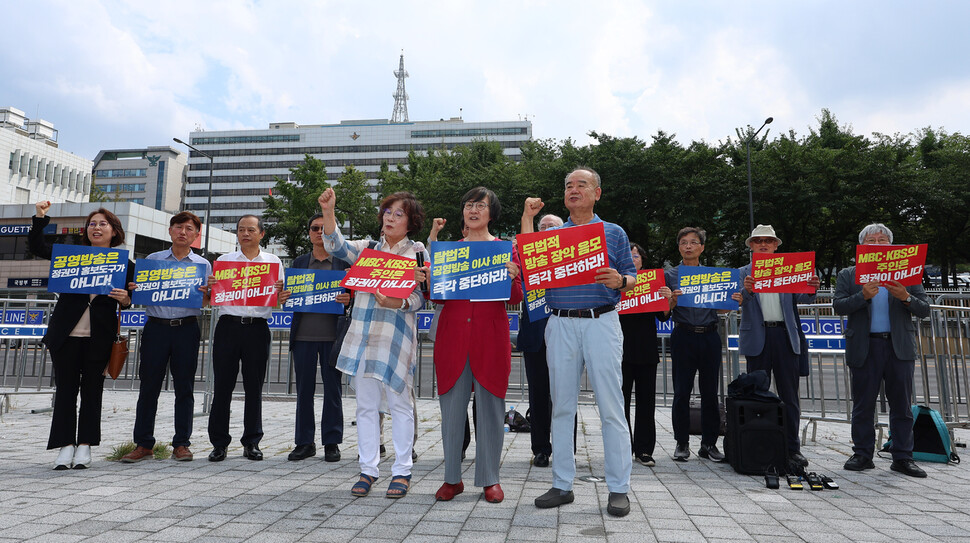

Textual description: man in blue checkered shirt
[524,167,638,518]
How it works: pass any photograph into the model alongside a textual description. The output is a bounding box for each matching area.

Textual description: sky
[3,0,969,160]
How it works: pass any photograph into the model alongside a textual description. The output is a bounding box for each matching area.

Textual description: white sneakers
[53,444,92,470]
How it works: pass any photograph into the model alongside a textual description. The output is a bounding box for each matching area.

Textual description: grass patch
[106,441,172,461]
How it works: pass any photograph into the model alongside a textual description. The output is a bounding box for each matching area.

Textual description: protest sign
[210,261,279,306]
[751,251,816,293]
[429,241,513,300]
[618,269,668,314]
[131,259,206,307]
[524,288,551,322]
[676,266,742,310]
[48,244,128,295]
[517,222,607,290]
[340,248,417,298]
[854,244,927,286]
[283,269,346,314]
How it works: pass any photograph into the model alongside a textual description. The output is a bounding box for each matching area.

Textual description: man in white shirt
[207,215,285,462]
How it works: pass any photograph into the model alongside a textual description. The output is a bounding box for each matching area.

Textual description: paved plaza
[0,391,968,542]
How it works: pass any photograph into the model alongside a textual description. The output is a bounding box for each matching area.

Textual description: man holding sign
[206,215,285,462]
[731,225,818,468]
[523,167,637,518]
[834,223,930,478]
[122,212,211,464]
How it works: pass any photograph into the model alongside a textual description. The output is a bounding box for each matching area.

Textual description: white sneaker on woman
[73,444,92,469]
[54,445,75,470]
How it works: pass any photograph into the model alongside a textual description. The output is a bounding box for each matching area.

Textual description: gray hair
[858,223,893,244]
[564,166,601,188]
[538,214,563,227]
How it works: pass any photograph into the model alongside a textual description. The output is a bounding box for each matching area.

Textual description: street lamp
[173,137,214,258]
[745,117,773,232]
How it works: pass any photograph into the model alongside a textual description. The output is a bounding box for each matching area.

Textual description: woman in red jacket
[415,187,522,504]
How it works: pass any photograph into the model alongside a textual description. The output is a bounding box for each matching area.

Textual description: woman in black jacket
[29,201,134,470]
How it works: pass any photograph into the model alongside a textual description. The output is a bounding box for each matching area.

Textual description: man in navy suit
[833,223,930,478]
[732,225,818,468]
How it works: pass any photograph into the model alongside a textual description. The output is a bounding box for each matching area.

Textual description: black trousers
[48,337,107,449]
[622,360,658,456]
[133,320,200,449]
[850,336,915,460]
[671,327,722,445]
[291,340,343,446]
[523,348,552,456]
[744,326,801,453]
[208,316,270,449]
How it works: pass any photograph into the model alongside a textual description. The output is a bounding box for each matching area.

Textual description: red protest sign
[751,251,816,293]
[516,222,608,290]
[210,261,280,306]
[854,244,927,286]
[340,248,418,298]
[618,269,667,314]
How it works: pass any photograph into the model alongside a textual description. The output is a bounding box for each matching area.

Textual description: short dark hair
[676,227,706,245]
[236,214,264,233]
[379,192,425,236]
[307,212,324,231]
[630,242,646,261]
[170,211,202,230]
[460,186,501,226]
[82,208,125,247]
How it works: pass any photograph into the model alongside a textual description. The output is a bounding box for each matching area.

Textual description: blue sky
[3,1,969,160]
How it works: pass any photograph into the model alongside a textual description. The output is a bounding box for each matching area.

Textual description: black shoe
[698,443,725,462]
[324,444,340,462]
[789,452,809,468]
[208,447,227,462]
[533,453,550,467]
[379,444,386,457]
[635,453,655,467]
[535,487,574,509]
[673,442,690,462]
[843,454,874,471]
[412,450,418,462]
[607,492,630,517]
[890,458,927,478]
[243,445,263,461]
[288,444,316,461]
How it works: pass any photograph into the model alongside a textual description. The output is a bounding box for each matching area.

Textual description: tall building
[1,106,92,205]
[181,117,533,235]
[92,146,187,213]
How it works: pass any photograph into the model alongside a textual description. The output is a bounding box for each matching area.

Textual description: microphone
[413,242,429,291]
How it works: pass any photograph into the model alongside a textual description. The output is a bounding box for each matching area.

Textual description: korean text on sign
[429,240,513,301]
[751,251,816,293]
[618,269,667,314]
[132,259,206,308]
[283,268,346,314]
[515,222,607,290]
[340,248,417,298]
[210,261,280,306]
[48,244,129,295]
[677,265,742,310]
[854,244,927,286]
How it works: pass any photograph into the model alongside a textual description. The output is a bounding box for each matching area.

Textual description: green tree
[333,165,380,240]
[262,154,330,258]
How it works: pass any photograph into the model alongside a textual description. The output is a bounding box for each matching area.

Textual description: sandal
[386,474,412,499]
[351,473,378,497]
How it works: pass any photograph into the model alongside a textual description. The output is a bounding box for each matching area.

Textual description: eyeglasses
[88,221,110,229]
[751,237,776,245]
[237,227,260,234]
[383,209,406,219]
[631,253,642,259]
[679,240,702,247]
[309,226,324,232]
[464,201,488,211]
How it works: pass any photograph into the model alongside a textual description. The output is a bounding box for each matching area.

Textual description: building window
[155,160,165,209]
[190,135,301,145]
[95,168,148,178]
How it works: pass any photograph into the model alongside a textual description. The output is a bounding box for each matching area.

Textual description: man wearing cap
[521,167,637,517]
[833,223,930,478]
[731,225,819,468]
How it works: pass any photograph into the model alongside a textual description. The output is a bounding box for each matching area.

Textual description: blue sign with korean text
[524,288,551,322]
[131,259,206,308]
[283,269,346,314]
[676,266,742,310]
[7,277,48,288]
[47,244,129,295]
[429,241,514,301]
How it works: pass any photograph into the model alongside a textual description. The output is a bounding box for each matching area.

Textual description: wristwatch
[617,275,628,290]
[904,295,912,304]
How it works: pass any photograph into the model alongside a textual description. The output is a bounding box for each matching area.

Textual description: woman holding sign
[318,188,427,499]
[620,242,671,468]
[29,201,134,470]
[414,187,523,504]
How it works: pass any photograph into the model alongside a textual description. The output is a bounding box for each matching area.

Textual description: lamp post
[745,117,773,232]
[173,137,214,258]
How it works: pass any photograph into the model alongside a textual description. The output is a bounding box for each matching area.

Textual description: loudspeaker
[725,398,788,475]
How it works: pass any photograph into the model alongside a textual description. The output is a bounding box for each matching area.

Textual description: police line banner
[210,261,280,306]
[517,222,607,290]
[48,244,129,295]
[676,266,742,310]
[131,260,206,308]
[618,269,667,314]
[752,251,816,293]
[340,248,417,298]
[283,269,346,314]
[429,241,513,300]
[854,244,927,286]
[524,288,551,322]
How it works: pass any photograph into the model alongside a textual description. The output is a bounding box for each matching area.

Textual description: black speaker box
[725,398,788,475]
